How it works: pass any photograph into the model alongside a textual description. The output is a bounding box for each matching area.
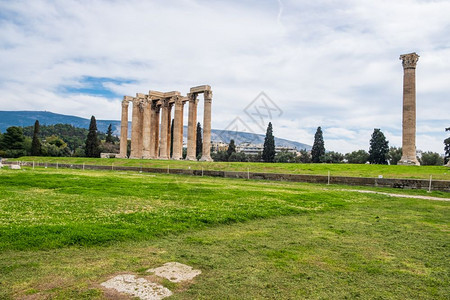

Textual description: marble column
[186,93,198,160]
[200,90,213,161]
[172,97,184,160]
[167,102,173,157]
[159,99,170,159]
[130,98,140,159]
[398,52,420,166]
[142,99,152,159]
[136,99,144,158]
[119,98,129,158]
[154,104,160,158]
[149,101,157,159]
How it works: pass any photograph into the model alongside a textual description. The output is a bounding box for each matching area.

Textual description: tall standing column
[172,97,184,160]
[159,99,170,159]
[149,100,157,159]
[154,104,160,158]
[398,52,420,166]
[130,98,140,159]
[186,93,198,160]
[136,99,144,159]
[200,90,213,161]
[142,98,151,159]
[167,102,173,157]
[119,98,129,158]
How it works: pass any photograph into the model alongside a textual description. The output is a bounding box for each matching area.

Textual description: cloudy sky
[0,0,449,153]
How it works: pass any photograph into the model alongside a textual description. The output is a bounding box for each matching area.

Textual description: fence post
[327,171,330,185]
[428,175,432,193]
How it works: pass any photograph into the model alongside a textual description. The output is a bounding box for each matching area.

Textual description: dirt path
[346,189,450,202]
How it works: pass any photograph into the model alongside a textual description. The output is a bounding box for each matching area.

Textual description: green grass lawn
[14,156,450,180]
[0,167,449,299]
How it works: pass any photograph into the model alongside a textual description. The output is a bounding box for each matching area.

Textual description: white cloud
[0,0,448,154]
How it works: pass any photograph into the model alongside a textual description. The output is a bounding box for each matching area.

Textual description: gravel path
[346,189,450,201]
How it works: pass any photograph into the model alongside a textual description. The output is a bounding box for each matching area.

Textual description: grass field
[14,156,450,180]
[0,167,449,299]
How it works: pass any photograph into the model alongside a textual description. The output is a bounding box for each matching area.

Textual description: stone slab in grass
[147,262,201,283]
[101,274,172,300]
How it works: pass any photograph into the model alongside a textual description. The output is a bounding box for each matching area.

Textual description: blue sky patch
[60,76,137,99]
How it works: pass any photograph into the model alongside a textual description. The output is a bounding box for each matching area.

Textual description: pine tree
[311,126,325,163]
[368,128,389,164]
[227,139,236,159]
[196,122,203,158]
[262,122,276,163]
[31,120,42,156]
[85,116,100,157]
[105,124,114,144]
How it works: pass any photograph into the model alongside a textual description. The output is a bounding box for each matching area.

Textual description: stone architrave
[129,98,140,159]
[398,52,420,166]
[186,93,198,161]
[172,97,184,160]
[200,90,213,161]
[159,99,170,160]
[118,97,130,158]
[142,98,152,159]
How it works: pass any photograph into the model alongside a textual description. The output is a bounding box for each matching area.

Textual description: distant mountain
[0,111,311,150]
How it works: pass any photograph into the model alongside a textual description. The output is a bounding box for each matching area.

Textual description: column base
[199,155,213,162]
[172,156,182,160]
[397,156,420,166]
[185,156,197,161]
[159,155,169,160]
[116,155,128,159]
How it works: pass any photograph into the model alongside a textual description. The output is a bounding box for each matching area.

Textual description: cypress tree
[31,120,42,156]
[105,124,114,144]
[85,116,100,157]
[262,122,276,162]
[311,126,325,163]
[368,128,389,164]
[227,139,236,159]
[196,122,203,158]
[444,127,450,164]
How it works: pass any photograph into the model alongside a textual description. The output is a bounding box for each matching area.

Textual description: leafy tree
[444,127,450,164]
[420,151,444,166]
[105,124,114,144]
[387,147,402,165]
[262,122,276,163]
[196,122,202,158]
[212,150,229,162]
[368,128,389,164]
[321,151,344,163]
[298,149,312,163]
[345,150,369,164]
[311,126,325,163]
[227,139,236,159]
[274,150,297,163]
[85,116,100,158]
[31,120,42,156]
[229,152,248,162]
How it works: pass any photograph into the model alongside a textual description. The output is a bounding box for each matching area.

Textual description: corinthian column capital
[400,52,419,69]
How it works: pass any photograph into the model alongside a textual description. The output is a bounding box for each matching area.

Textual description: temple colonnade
[118,85,212,161]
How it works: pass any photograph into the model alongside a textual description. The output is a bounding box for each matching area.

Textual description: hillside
[0,111,311,150]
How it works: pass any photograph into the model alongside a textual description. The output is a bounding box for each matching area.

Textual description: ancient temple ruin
[118,85,212,161]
